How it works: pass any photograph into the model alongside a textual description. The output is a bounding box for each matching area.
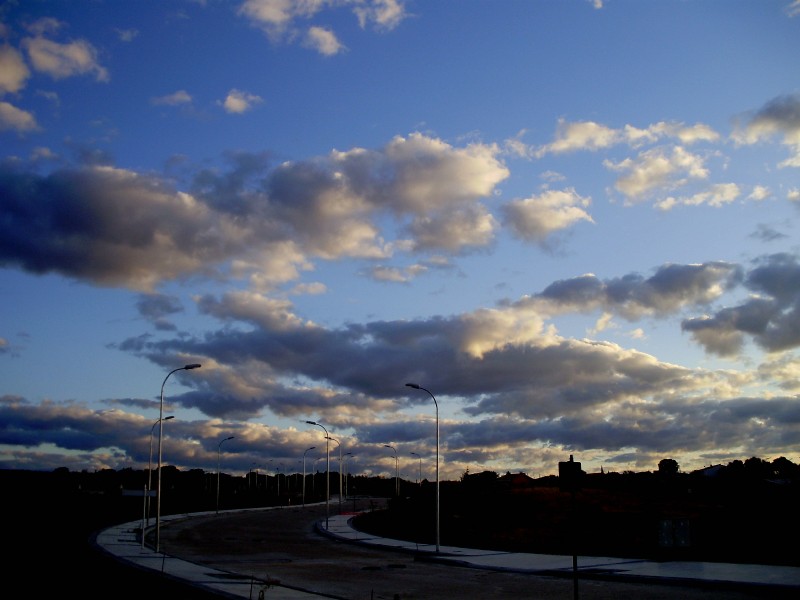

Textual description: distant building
[692,464,724,477]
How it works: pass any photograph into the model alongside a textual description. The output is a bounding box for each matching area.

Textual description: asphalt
[94,502,800,599]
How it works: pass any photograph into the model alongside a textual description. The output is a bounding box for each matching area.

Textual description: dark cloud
[533,261,743,319]
[746,93,800,134]
[136,293,184,330]
[682,253,800,355]
[0,165,228,290]
[5,247,798,477]
[0,135,509,292]
[2,390,797,477]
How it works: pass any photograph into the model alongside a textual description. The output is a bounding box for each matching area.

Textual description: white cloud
[30,146,57,160]
[237,0,302,34]
[0,101,38,131]
[367,263,427,283]
[304,26,345,56]
[655,183,741,211]
[151,90,193,106]
[115,28,139,42]
[536,119,719,158]
[0,46,30,94]
[221,89,263,113]
[606,146,709,203]
[289,281,327,296]
[536,119,621,156]
[22,36,109,81]
[24,17,63,37]
[748,185,770,202]
[239,0,408,49]
[353,0,408,30]
[501,188,594,244]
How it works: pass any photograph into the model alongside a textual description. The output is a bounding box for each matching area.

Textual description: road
[154,499,792,600]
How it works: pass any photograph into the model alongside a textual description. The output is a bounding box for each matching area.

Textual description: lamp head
[185,363,201,370]
[305,420,317,425]
[164,415,175,421]
[405,382,420,389]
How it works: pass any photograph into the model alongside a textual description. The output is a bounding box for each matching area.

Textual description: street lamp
[302,446,315,507]
[327,435,343,513]
[313,456,324,496]
[343,452,353,498]
[406,382,440,553]
[411,452,422,485]
[142,415,174,547]
[264,460,272,494]
[384,444,398,496]
[216,436,234,515]
[146,415,173,528]
[156,363,201,553]
[306,420,330,529]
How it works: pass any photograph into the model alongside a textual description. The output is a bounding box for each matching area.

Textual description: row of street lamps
[305,420,330,529]
[148,367,440,555]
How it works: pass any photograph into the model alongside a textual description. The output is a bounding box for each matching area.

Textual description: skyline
[2,0,800,481]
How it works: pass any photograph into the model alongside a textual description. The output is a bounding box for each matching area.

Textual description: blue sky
[2,0,800,482]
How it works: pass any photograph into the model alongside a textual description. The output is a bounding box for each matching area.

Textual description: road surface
[155,499,792,599]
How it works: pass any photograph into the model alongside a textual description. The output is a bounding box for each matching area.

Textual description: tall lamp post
[306,420,330,529]
[216,436,234,515]
[302,446,315,507]
[142,415,173,547]
[384,444,399,496]
[264,460,272,494]
[411,452,422,485]
[343,452,352,498]
[327,435,343,513]
[406,382,440,553]
[146,415,173,528]
[156,363,201,553]
[313,456,324,496]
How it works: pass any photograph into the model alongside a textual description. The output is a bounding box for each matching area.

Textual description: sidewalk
[322,512,800,590]
[94,507,800,599]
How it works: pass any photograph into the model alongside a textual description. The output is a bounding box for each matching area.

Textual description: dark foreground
[10,484,796,600]
[152,501,796,599]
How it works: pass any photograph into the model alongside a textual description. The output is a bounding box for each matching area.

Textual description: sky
[2,0,800,484]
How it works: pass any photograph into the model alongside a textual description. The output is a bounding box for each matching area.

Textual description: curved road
[154,500,790,600]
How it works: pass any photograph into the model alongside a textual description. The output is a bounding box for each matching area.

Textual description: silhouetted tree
[772,456,799,479]
[744,456,771,479]
[658,458,679,475]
